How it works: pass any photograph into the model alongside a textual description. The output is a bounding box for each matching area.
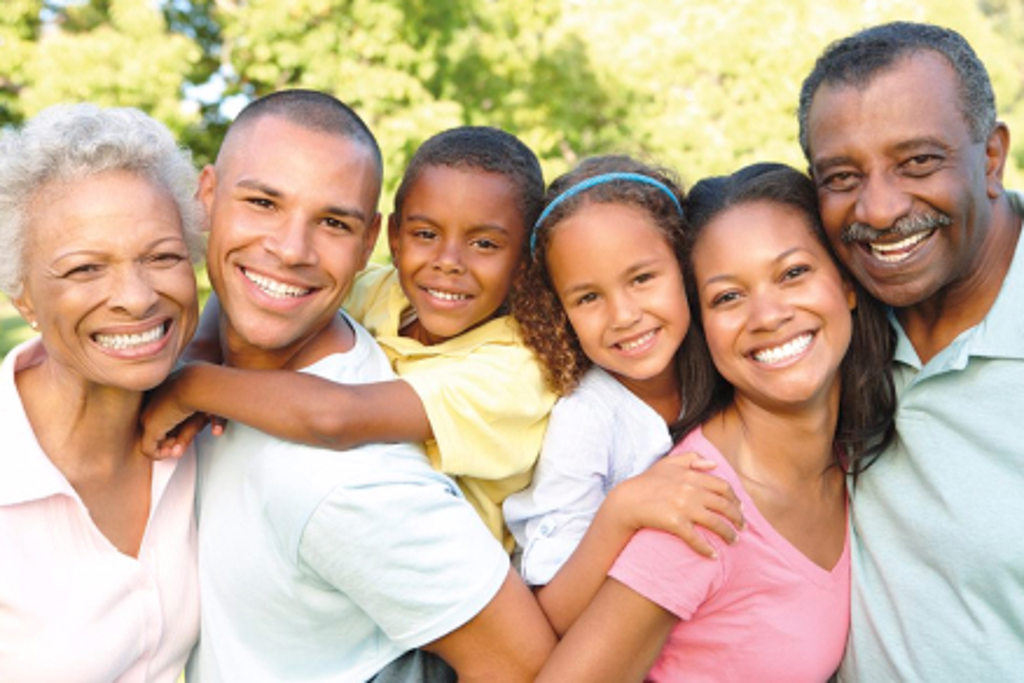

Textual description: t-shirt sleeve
[342,263,394,329]
[297,453,510,650]
[402,342,553,480]
[503,393,614,586]
[609,527,725,621]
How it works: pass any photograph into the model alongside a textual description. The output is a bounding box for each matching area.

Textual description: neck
[16,357,144,480]
[708,384,840,485]
[617,365,682,425]
[898,197,1021,363]
[221,312,355,370]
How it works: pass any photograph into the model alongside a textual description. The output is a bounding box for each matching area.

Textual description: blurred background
[3,0,1024,357]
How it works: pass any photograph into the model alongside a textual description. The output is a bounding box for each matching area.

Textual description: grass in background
[1,299,32,359]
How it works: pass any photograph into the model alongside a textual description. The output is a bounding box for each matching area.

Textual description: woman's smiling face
[14,170,198,392]
[692,199,856,413]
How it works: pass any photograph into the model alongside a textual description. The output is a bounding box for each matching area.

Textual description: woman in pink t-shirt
[538,163,896,682]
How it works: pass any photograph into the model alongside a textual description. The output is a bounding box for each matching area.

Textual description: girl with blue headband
[504,155,744,635]
[536,163,897,681]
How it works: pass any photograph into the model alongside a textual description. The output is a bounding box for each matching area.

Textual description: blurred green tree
[3,0,1024,358]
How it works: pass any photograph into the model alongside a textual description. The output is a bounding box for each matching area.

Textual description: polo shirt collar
[891,219,1024,368]
[0,339,77,506]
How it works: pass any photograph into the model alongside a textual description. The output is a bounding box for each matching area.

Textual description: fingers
[171,413,210,450]
[210,416,227,437]
[155,438,187,460]
[674,525,718,559]
[668,450,716,470]
[692,507,739,545]
[684,474,745,530]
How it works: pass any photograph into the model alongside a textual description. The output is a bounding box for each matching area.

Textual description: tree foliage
[1,0,1023,191]
[5,0,1024,356]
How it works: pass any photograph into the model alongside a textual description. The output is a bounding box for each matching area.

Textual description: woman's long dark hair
[671,163,896,474]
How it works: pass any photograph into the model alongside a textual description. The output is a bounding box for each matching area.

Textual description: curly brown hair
[510,155,687,395]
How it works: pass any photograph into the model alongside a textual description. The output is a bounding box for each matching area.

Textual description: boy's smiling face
[388,165,526,345]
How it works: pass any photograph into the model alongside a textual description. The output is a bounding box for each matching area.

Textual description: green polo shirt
[840,202,1024,680]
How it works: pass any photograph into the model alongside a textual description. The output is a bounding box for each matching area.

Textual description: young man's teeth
[428,288,469,301]
[869,230,931,263]
[618,330,655,351]
[94,325,165,350]
[245,270,310,298]
[753,333,812,364]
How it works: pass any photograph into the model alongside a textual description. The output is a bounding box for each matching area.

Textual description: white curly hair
[0,103,204,297]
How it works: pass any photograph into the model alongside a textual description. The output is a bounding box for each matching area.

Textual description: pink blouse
[0,339,199,682]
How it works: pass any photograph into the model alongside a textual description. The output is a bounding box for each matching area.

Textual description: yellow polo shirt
[344,263,556,549]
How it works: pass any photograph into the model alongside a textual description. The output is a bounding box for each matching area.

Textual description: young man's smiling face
[201,114,381,368]
[388,165,526,345]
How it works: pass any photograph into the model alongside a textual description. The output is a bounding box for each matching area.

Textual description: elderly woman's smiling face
[14,170,198,392]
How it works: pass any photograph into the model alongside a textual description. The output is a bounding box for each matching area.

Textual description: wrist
[598,483,641,536]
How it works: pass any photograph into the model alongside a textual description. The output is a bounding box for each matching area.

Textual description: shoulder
[302,314,396,384]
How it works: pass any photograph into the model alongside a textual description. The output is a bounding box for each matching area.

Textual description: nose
[747,287,793,333]
[264,214,317,266]
[432,237,465,275]
[109,263,160,317]
[854,172,913,231]
[609,290,642,329]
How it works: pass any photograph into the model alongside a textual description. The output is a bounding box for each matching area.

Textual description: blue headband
[529,172,684,254]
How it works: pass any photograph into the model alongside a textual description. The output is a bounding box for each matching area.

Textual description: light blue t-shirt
[187,315,509,682]
[840,227,1024,680]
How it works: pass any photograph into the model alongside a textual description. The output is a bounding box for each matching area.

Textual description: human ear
[360,213,382,270]
[844,279,857,311]
[386,213,401,259]
[12,287,38,330]
[984,122,1010,199]
[197,165,217,231]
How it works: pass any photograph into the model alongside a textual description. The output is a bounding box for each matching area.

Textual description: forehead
[402,165,524,222]
[28,171,182,250]
[694,201,824,266]
[218,115,380,204]
[806,51,971,160]
[550,201,673,264]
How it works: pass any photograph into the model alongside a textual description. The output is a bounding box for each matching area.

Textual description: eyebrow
[403,213,513,236]
[701,246,808,287]
[235,178,369,224]
[51,235,188,265]
[812,136,953,175]
[559,257,664,298]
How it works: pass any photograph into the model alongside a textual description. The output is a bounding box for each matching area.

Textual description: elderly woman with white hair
[0,104,204,681]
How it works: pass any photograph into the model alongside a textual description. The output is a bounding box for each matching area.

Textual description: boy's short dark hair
[393,126,544,235]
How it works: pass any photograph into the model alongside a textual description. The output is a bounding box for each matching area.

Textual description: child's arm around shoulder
[140,361,432,456]
[140,290,432,456]
[533,449,743,634]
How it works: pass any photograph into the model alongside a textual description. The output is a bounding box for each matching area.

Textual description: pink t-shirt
[609,427,849,683]
[0,339,199,682]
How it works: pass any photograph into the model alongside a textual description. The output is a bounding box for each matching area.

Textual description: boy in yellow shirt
[143,126,556,548]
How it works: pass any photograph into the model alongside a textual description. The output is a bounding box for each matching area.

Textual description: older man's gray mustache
[840,210,954,244]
